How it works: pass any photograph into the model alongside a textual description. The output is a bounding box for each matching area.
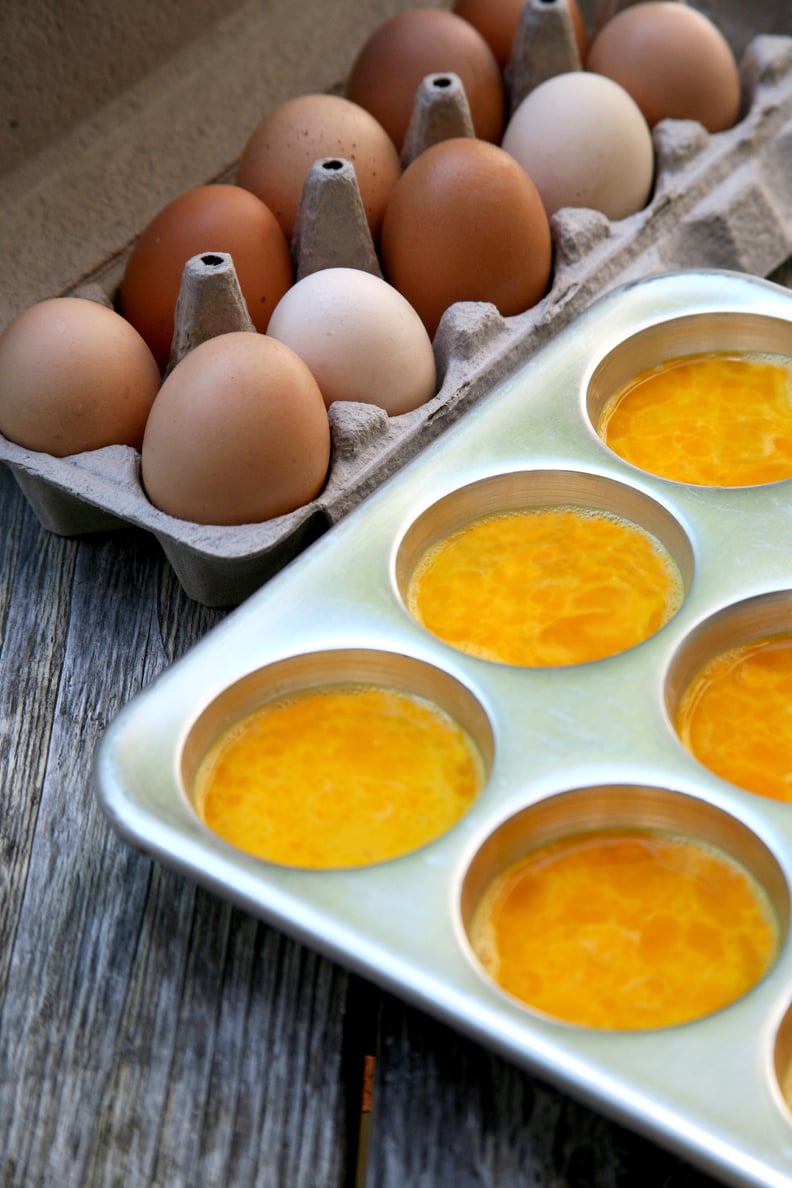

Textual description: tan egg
[346,8,505,153]
[267,268,436,416]
[380,137,552,338]
[0,296,160,456]
[119,184,293,372]
[501,72,655,221]
[587,1,741,132]
[141,332,330,525]
[452,0,587,69]
[235,94,401,243]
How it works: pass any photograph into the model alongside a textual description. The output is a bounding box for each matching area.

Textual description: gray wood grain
[364,994,723,1188]
[0,476,358,1188]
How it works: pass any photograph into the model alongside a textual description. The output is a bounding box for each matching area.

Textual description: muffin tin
[2,24,791,607]
[96,269,792,1187]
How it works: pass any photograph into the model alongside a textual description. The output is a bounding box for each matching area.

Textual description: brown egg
[235,94,401,242]
[119,184,293,372]
[346,8,505,153]
[586,2,741,132]
[141,332,330,525]
[0,296,160,456]
[380,137,552,338]
[452,0,587,70]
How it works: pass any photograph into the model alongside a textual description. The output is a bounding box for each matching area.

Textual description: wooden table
[0,433,746,1188]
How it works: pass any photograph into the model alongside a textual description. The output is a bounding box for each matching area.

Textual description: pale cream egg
[267,268,436,416]
[501,71,655,222]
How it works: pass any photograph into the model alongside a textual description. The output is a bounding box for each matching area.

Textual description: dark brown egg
[346,8,505,153]
[119,184,293,371]
[380,137,552,338]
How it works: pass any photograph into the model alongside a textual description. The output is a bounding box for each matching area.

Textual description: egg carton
[1,29,791,607]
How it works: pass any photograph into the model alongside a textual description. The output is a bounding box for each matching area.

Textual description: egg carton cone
[505,0,583,112]
[400,71,476,167]
[1,28,791,607]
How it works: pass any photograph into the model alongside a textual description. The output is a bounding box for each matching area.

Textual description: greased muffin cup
[97,269,792,1188]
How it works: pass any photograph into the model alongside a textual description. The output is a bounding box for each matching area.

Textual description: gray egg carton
[1,32,791,607]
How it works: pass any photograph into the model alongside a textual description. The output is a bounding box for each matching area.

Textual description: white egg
[501,72,655,222]
[267,267,437,416]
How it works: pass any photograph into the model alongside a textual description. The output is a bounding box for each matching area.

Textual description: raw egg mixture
[676,633,792,803]
[407,506,683,666]
[195,683,485,868]
[469,829,779,1030]
[598,352,792,486]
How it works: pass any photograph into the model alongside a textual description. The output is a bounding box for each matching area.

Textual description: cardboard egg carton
[1,5,791,606]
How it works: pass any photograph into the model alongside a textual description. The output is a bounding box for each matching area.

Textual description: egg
[141,332,330,525]
[452,0,588,70]
[235,94,401,243]
[586,1,741,132]
[501,72,655,221]
[0,296,160,456]
[267,268,436,416]
[119,184,293,372]
[346,8,505,153]
[380,137,552,338]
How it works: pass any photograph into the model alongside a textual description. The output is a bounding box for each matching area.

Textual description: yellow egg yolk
[406,506,683,666]
[195,683,484,868]
[598,352,792,486]
[676,634,792,803]
[470,830,778,1030]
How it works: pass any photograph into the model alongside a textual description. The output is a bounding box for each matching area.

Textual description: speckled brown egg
[586,1,742,132]
[452,0,587,70]
[346,8,505,153]
[141,332,330,525]
[380,137,552,338]
[119,184,293,372]
[235,93,401,243]
[0,296,161,456]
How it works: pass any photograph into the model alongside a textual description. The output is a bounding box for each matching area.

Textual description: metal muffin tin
[96,269,792,1188]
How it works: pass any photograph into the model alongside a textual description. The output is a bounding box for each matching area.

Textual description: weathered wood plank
[0,474,360,1187]
[0,515,172,1181]
[364,993,724,1188]
[0,484,79,1004]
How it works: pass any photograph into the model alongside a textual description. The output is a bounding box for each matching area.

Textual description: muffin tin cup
[96,270,792,1187]
[456,785,789,1020]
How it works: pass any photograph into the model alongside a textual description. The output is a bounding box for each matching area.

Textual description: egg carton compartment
[1,5,792,606]
[95,269,792,1188]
